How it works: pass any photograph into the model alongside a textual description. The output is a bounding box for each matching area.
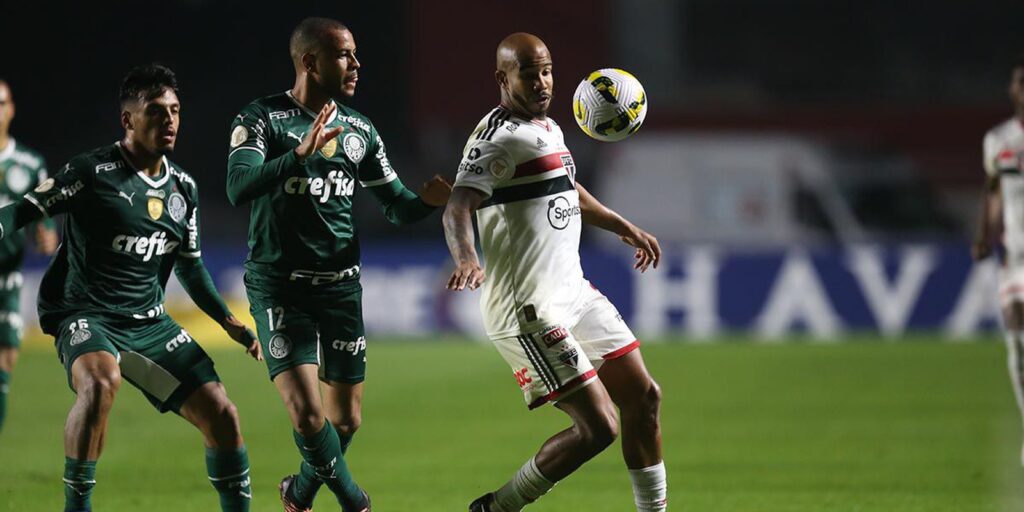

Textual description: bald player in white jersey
[443,33,667,512]
[974,54,1024,465]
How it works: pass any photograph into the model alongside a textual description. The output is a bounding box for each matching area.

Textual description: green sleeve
[174,256,231,325]
[365,177,436,226]
[226,148,302,206]
[0,201,45,241]
[226,105,303,205]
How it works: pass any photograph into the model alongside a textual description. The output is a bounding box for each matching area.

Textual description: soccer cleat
[279,474,312,512]
[468,492,496,512]
[342,488,371,512]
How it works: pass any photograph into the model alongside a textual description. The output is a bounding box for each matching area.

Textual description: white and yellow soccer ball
[572,68,648,142]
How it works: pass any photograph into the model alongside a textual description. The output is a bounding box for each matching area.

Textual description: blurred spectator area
[5,0,1024,243]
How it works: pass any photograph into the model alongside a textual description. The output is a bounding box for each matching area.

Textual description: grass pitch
[1,336,1023,511]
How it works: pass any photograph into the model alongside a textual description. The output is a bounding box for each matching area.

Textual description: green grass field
[2,336,1023,511]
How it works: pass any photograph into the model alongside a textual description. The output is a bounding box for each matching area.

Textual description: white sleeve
[453,139,516,198]
[983,132,1000,177]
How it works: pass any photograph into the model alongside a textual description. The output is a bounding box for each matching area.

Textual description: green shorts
[54,313,220,414]
[245,271,366,384]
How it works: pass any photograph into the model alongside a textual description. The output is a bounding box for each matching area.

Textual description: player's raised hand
[420,175,452,207]
[447,261,485,291]
[34,224,58,255]
[222,315,263,361]
[619,224,661,272]
[294,102,345,161]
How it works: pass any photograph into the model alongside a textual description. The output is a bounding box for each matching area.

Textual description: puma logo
[118,191,135,206]
[286,131,304,144]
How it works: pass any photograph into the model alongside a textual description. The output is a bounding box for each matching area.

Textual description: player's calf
[181,383,252,511]
[64,352,122,512]
[0,347,14,434]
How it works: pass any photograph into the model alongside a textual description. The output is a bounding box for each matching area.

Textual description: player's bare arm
[443,186,486,290]
[576,182,660,272]
[973,174,1002,261]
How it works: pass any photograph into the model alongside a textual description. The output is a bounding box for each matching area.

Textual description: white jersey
[984,118,1024,256]
[454,107,585,338]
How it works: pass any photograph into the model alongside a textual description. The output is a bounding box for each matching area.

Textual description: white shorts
[1000,261,1024,307]
[490,284,638,409]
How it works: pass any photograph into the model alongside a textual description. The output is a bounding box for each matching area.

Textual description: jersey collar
[0,138,15,161]
[286,90,339,124]
[115,141,170,188]
[498,105,553,131]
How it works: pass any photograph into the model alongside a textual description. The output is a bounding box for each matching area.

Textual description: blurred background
[4,0,1024,341]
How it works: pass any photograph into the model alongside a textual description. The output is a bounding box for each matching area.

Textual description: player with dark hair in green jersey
[0,79,59,436]
[227,16,450,512]
[0,64,261,512]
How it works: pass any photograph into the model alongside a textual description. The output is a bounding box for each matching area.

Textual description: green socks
[293,428,355,503]
[291,421,361,508]
[0,369,9,434]
[63,457,97,512]
[206,446,252,512]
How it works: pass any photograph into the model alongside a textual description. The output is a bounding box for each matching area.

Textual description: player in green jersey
[0,64,260,512]
[227,17,450,512]
[0,79,59,435]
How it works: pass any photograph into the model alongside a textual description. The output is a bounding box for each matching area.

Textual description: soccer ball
[572,68,648,142]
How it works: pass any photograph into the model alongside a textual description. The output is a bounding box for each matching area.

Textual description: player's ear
[302,53,318,75]
[120,109,133,131]
[495,70,507,89]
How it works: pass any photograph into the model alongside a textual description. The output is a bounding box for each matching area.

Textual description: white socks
[492,457,556,512]
[629,461,668,511]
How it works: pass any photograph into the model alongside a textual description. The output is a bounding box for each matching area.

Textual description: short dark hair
[119,63,178,108]
[290,17,348,62]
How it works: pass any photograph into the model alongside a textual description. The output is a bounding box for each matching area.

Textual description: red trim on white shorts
[528,369,598,410]
[602,340,640,360]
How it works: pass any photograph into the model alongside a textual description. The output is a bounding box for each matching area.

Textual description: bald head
[496,32,550,72]
[290,17,349,66]
[494,33,554,120]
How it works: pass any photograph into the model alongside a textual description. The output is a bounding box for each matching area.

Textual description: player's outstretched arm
[0,200,45,241]
[443,186,486,290]
[226,102,344,205]
[366,175,451,225]
[577,182,661,272]
[174,256,261,360]
[972,175,1001,261]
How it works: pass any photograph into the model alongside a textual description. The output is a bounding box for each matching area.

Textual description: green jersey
[228,92,400,281]
[28,142,203,332]
[0,139,49,272]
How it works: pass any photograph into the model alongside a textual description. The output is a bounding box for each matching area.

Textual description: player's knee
[331,414,361,437]
[292,408,326,436]
[581,408,619,452]
[209,400,243,445]
[639,380,662,421]
[79,371,121,411]
[214,401,241,430]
